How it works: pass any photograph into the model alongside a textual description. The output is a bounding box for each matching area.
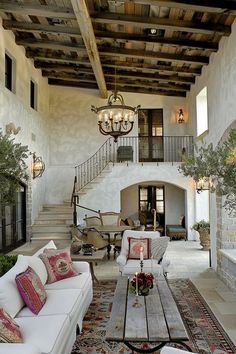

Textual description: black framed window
[5,53,13,91]
[0,183,26,253]
[30,80,37,109]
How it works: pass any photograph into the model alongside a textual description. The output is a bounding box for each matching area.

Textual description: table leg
[89,261,99,284]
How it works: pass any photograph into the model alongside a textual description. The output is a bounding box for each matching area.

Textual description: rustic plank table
[71,249,106,283]
[106,276,192,353]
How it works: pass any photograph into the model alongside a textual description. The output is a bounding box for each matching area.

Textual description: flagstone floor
[11,239,236,347]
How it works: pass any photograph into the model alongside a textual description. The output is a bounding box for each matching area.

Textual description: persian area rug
[71,279,236,354]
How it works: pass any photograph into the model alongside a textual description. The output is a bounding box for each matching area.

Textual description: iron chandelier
[91,91,140,142]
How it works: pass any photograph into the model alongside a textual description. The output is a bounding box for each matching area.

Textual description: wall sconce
[32,153,45,179]
[196,177,210,194]
[177,109,185,124]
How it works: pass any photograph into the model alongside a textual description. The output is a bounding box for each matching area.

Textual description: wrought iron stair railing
[74,135,194,192]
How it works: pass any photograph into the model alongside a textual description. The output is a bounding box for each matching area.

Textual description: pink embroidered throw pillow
[128,237,150,260]
[0,308,23,343]
[39,249,78,284]
[15,266,47,315]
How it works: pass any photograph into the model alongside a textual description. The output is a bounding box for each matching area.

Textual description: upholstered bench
[166,225,187,241]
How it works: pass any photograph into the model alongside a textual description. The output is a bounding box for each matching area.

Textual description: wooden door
[138,109,163,162]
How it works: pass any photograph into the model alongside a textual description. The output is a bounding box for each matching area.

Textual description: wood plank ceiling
[1,0,236,98]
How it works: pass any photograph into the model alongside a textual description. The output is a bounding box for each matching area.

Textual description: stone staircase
[31,202,73,242]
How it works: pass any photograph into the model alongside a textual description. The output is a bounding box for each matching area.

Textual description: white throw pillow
[151,236,169,263]
[33,240,57,257]
[20,255,48,285]
[0,256,28,317]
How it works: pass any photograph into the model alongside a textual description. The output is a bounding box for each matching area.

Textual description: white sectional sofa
[0,241,93,354]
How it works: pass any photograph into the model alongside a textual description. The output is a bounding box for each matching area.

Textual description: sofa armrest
[73,261,90,273]
[0,343,40,354]
[116,255,127,269]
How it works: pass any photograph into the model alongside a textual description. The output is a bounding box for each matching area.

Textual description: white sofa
[116,230,170,276]
[0,241,93,354]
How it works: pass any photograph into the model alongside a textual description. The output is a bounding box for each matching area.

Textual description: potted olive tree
[178,128,236,215]
[192,220,210,250]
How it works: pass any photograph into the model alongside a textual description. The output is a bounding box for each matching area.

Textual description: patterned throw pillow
[15,266,47,315]
[151,237,170,263]
[39,249,78,284]
[128,237,150,259]
[0,308,23,343]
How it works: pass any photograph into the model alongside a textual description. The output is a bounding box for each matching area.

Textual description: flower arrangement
[129,272,154,296]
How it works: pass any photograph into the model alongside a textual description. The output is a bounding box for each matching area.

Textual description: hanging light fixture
[177,108,185,124]
[91,68,140,142]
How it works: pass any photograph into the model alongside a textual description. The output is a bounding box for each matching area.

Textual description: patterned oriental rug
[72,279,236,354]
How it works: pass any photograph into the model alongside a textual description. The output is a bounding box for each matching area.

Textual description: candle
[153,209,157,231]
[135,272,138,295]
[140,246,144,261]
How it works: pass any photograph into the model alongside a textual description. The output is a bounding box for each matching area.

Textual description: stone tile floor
[11,239,236,346]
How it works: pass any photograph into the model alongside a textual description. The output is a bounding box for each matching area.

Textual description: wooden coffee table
[71,249,106,283]
[106,276,192,353]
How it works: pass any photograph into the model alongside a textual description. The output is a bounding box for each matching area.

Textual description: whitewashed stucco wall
[47,85,188,203]
[186,19,236,269]
[77,163,196,240]
[0,20,50,225]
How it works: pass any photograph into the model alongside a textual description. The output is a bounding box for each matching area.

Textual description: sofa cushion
[121,259,162,276]
[39,249,78,284]
[0,256,28,317]
[15,314,70,354]
[17,289,83,322]
[0,308,23,343]
[128,237,150,259]
[33,240,57,257]
[19,255,48,285]
[15,266,47,315]
[44,272,91,293]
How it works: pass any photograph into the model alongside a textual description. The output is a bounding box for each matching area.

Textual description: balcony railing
[75,135,193,191]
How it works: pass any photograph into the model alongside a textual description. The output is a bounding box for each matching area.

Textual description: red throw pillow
[0,308,23,343]
[39,249,78,284]
[128,237,150,259]
[15,266,47,315]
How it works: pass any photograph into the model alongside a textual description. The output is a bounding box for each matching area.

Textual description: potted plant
[178,128,236,215]
[192,220,210,250]
[0,254,17,276]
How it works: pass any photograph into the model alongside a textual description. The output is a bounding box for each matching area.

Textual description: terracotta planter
[198,229,210,250]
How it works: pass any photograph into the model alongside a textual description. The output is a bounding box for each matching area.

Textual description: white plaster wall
[186,19,236,270]
[47,85,189,202]
[78,163,196,240]
[0,20,50,223]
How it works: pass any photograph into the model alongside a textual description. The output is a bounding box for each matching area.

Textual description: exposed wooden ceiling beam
[3,20,81,37]
[70,0,107,98]
[42,72,190,92]
[0,3,75,19]
[102,61,201,75]
[16,38,87,53]
[38,63,195,84]
[91,13,231,36]
[2,20,218,51]
[99,47,209,65]
[94,30,218,51]
[123,0,236,15]
[30,52,201,75]
[48,79,186,97]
